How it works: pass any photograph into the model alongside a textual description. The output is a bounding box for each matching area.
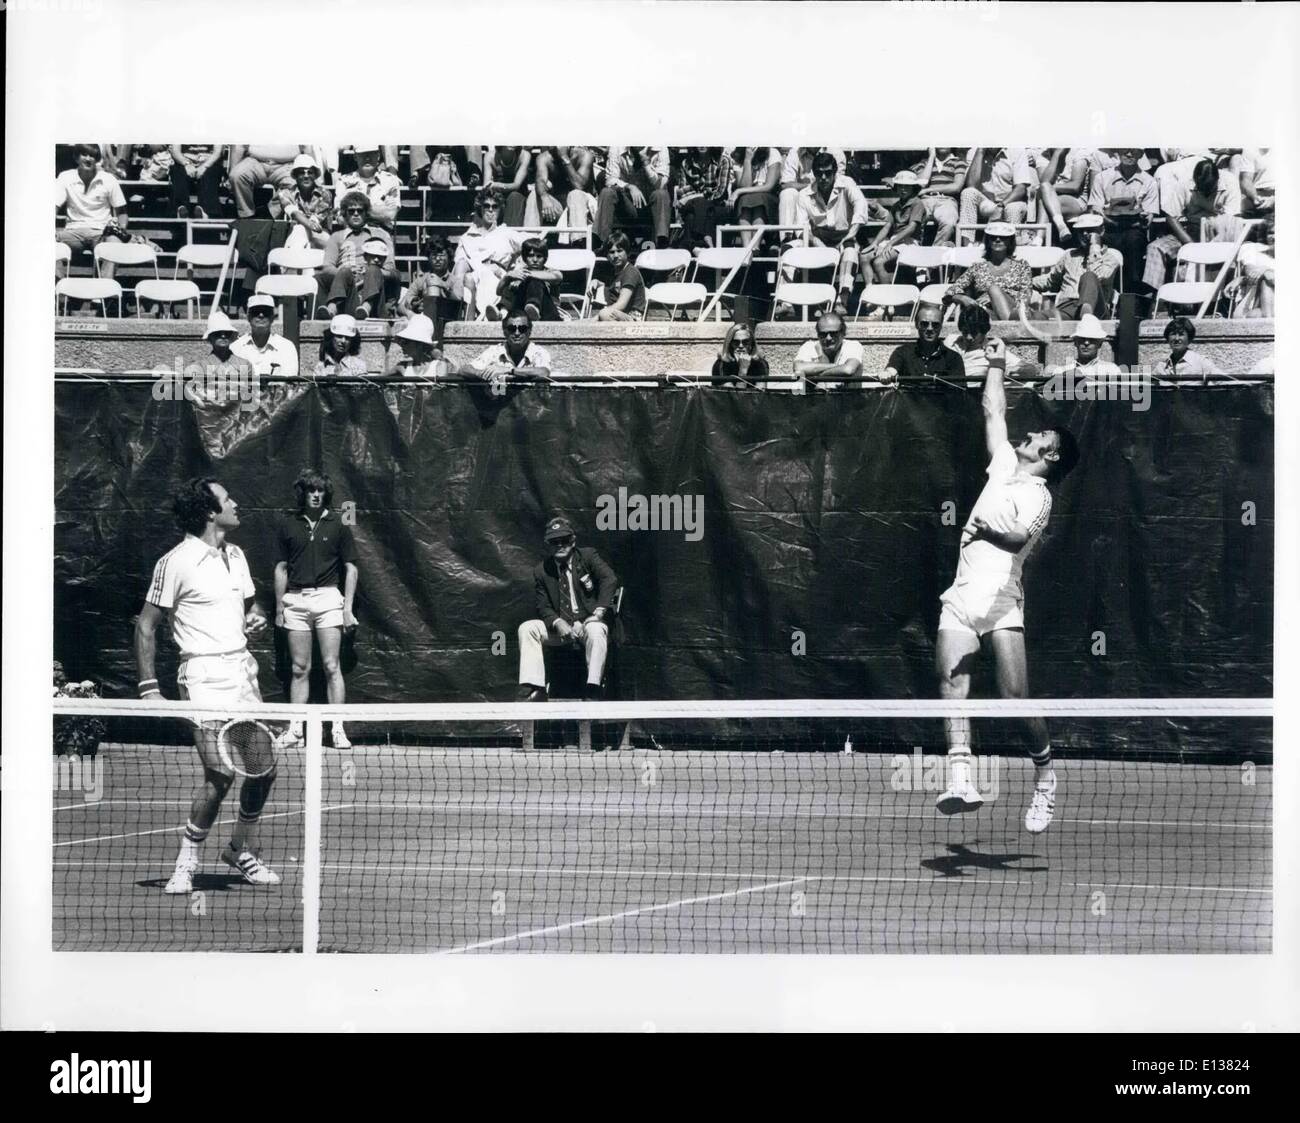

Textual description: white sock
[1034,764,1056,786]
[177,834,201,865]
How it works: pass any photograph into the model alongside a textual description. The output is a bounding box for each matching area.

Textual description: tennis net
[51,699,1272,954]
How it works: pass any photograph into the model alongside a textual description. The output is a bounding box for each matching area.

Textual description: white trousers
[518,619,608,687]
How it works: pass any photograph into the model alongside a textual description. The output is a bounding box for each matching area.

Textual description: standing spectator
[55,144,129,274]
[911,147,967,246]
[792,312,864,391]
[460,311,555,379]
[594,232,647,321]
[1087,148,1158,295]
[711,323,770,388]
[232,294,300,378]
[729,146,782,227]
[1143,158,1235,294]
[944,222,1032,321]
[675,147,734,249]
[1030,214,1120,320]
[959,147,1035,230]
[1154,317,1224,379]
[499,237,564,322]
[944,304,1027,387]
[595,147,673,250]
[778,147,848,228]
[484,145,533,227]
[860,169,927,283]
[882,303,964,382]
[169,144,226,219]
[314,314,368,377]
[229,145,309,219]
[1034,147,1110,244]
[398,234,460,325]
[449,189,528,320]
[273,155,334,250]
[388,314,442,378]
[336,148,403,232]
[795,152,869,314]
[315,192,399,320]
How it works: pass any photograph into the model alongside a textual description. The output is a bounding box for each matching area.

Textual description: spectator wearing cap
[55,144,129,272]
[388,314,443,378]
[232,294,300,378]
[910,147,967,246]
[517,516,620,702]
[450,189,528,320]
[460,310,554,380]
[882,303,963,383]
[337,148,403,232]
[204,311,239,364]
[1143,157,1236,294]
[860,169,927,284]
[168,144,226,219]
[944,304,1028,388]
[1030,213,1120,320]
[959,147,1035,229]
[1050,314,1120,379]
[315,314,368,377]
[1155,317,1224,380]
[273,154,334,250]
[229,145,311,219]
[943,222,1032,321]
[398,234,460,325]
[595,147,673,249]
[795,152,870,314]
[1087,148,1158,295]
[793,312,864,391]
[316,191,399,320]
[778,147,849,229]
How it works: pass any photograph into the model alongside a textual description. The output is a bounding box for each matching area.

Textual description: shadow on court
[137,873,252,893]
[921,843,1049,878]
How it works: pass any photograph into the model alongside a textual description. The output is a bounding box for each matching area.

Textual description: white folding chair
[255,274,319,319]
[136,279,203,319]
[1153,281,1217,318]
[770,282,836,322]
[892,244,951,285]
[689,247,751,321]
[546,248,597,319]
[643,281,708,322]
[943,244,984,277]
[857,283,922,322]
[56,242,72,268]
[92,242,159,314]
[1174,242,1238,285]
[776,246,842,320]
[56,277,124,317]
[634,248,692,284]
[268,246,326,274]
[1015,245,1066,272]
[918,283,951,309]
[175,242,237,309]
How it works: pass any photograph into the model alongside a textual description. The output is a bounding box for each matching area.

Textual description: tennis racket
[215,718,278,778]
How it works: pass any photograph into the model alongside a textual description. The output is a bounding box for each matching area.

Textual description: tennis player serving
[134,477,281,893]
[935,336,1079,833]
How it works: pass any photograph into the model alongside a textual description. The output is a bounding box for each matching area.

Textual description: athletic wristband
[138,680,161,699]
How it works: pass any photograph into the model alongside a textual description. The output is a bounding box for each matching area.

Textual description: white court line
[53,803,355,847]
[53,799,301,813]
[442,877,811,953]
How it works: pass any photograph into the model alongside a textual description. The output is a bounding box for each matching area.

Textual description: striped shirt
[146,535,255,658]
[956,442,1052,594]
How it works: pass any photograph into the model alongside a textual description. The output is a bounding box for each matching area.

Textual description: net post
[302,713,322,955]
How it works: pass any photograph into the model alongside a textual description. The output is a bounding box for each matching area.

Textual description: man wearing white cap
[316,191,399,320]
[1053,313,1120,379]
[232,294,300,378]
[935,336,1079,834]
[1030,214,1122,321]
[859,170,927,284]
[272,154,334,250]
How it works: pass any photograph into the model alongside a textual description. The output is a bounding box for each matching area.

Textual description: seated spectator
[537,146,602,238]
[729,146,782,227]
[336,148,403,232]
[944,303,1027,387]
[484,145,534,227]
[910,147,967,246]
[596,147,672,250]
[100,143,134,180]
[55,144,129,275]
[450,189,528,320]
[388,314,443,378]
[204,311,239,364]
[1233,239,1275,319]
[795,152,869,314]
[461,311,554,380]
[1034,147,1110,244]
[230,145,308,219]
[882,303,962,383]
[1143,157,1236,295]
[315,192,399,321]
[711,323,770,388]
[675,147,734,249]
[593,232,647,321]
[1049,314,1120,378]
[778,147,848,228]
[315,314,368,377]
[412,145,482,189]
[1155,317,1224,379]
[135,144,174,183]
[943,222,1032,320]
[959,147,1035,229]
[793,312,864,391]
[399,235,460,325]
[500,237,564,322]
[232,294,300,378]
[169,144,226,219]
[524,147,571,228]
[1087,147,1158,295]
[1030,214,1120,320]
[860,169,926,283]
[1235,147,1274,219]
[273,155,334,250]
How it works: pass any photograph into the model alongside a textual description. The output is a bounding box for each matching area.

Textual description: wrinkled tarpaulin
[55,382,1272,754]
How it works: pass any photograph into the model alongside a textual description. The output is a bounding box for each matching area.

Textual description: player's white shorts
[938,581,1024,638]
[282,586,345,631]
[177,650,263,706]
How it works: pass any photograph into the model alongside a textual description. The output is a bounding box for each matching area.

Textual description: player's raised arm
[982,335,1010,456]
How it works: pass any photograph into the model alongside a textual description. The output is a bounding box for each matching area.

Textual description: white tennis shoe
[273,724,304,751]
[164,858,198,895]
[935,780,985,815]
[1024,774,1057,833]
[332,722,352,750]
[222,845,281,886]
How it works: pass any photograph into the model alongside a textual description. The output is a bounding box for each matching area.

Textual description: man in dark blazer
[517,516,619,701]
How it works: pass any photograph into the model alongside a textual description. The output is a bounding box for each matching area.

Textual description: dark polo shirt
[277,509,357,589]
[887,340,966,380]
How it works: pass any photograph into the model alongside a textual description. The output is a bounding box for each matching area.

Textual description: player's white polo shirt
[231,332,300,378]
[955,441,1052,597]
[147,534,255,657]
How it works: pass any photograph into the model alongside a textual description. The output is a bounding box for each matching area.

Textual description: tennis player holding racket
[134,477,281,894]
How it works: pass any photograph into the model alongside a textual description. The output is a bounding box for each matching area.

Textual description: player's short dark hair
[958,304,991,337]
[76,143,102,160]
[811,152,839,176]
[1163,316,1196,342]
[173,477,223,535]
[1045,426,1079,483]
[294,468,334,509]
[520,236,549,261]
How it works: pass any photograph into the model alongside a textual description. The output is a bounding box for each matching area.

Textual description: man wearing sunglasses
[517,517,620,702]
[462,311,554,384]
[315,190,399,320]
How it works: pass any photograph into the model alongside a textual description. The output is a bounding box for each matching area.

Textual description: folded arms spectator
[793,312,864,391]
[461,311,554,382]
[273,154,334,250]
[883,303,962,383]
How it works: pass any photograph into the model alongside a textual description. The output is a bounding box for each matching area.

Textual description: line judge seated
[517,516,619,702]
[232,294,300,378]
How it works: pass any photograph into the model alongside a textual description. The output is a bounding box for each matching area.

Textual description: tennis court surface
[53,712,1271,953]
